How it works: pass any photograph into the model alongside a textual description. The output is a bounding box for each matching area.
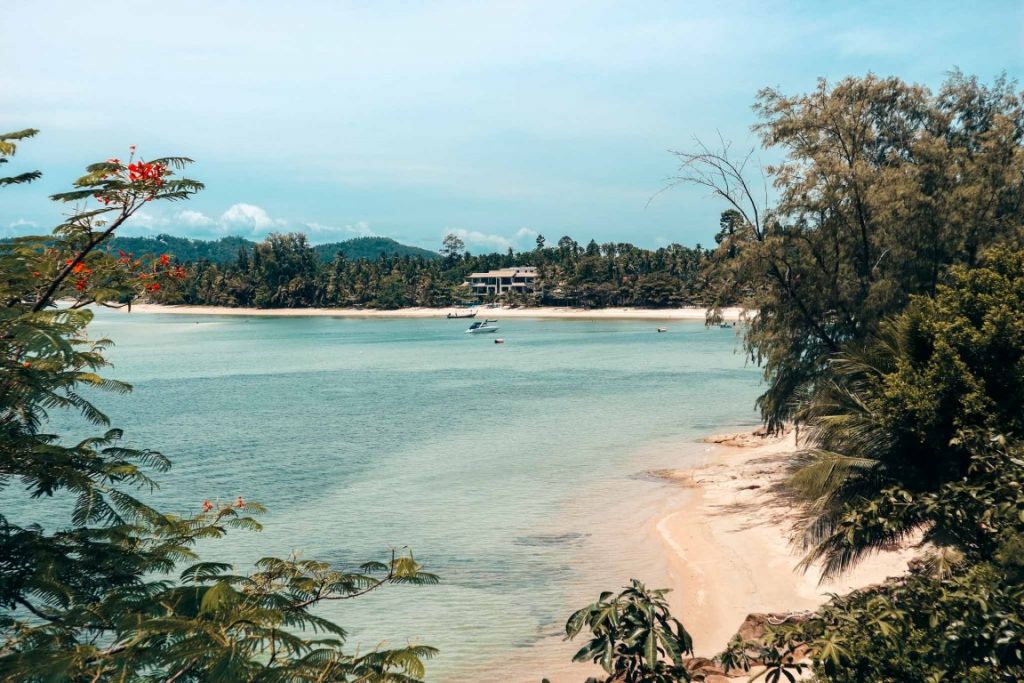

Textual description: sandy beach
[112,303,747,321]
[656,429,917,657]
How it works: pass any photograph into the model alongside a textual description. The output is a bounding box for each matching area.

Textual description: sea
[14,311,764,681]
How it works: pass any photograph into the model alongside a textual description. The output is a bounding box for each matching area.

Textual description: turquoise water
[23,311,763,681]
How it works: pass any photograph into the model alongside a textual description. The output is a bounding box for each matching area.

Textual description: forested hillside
[104,233,439,264]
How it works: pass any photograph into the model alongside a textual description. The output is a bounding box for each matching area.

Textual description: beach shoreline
[655,428,917,657]
[110,303,747,322]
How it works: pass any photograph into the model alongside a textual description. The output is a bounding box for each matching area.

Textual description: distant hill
[104,235,254,264]
[104,234,439,263]
[313,237,440,261]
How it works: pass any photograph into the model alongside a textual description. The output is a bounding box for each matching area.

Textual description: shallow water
[15,311,763,681]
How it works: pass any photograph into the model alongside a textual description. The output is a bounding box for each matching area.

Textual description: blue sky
[2,1,1021,252]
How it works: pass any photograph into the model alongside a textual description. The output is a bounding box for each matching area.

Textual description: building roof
[467,267,538,279]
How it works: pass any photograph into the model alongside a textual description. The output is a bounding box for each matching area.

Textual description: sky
[2,1,1022,253]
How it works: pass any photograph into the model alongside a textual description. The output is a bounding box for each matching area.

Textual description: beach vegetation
[564,580,694,682]
[124,232,715,310]
[679,71,1024,430]
[0,134,437,682]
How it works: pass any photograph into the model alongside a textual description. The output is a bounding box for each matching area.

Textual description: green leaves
[0,128,41,187]
[565,580,693,682]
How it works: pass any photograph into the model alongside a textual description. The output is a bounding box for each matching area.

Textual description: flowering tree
[0,131,437,682]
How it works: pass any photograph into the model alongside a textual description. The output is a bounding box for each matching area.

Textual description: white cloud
[446,228,515,252]
[126,211,167,230]
[444,226,545,253]
[7,218,37,229]
[303,220,377,238]
[219,203,285,232]
[176,209,217,227]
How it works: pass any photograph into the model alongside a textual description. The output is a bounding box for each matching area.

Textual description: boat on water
[447,309,477,319]
[466,320,499,334]
[657,326,668,333]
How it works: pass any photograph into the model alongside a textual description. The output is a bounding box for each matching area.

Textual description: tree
[676,72,1024,430]
[0,134,437,682]
[535,234,546,251]
[565,581,693,683]
[789,247,1024,578]
[761,249,1024,681]
[440,232,464,259]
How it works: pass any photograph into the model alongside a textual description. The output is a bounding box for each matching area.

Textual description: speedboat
[466,320,499,334]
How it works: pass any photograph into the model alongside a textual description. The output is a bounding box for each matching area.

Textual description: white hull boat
[466,320,499,334]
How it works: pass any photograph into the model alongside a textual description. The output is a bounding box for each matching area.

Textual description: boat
[657,327,668,333]
[447,309,477,319]
[466,320,499,334]
[494,338,505,344]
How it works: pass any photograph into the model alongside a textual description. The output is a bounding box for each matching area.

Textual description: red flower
[202,500,214,512]
[75,279,88,291]
[22,361,31,368]
[159,254,170,266]
[146,282,161,292]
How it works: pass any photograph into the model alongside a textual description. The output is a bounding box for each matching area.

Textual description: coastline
[656,429,918,657]
[111,303,747,321]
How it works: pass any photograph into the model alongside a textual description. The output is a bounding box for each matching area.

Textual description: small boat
[494,338,505,344]
[657,327,668,333]
[447,309,477,319]
[467,320,499,334]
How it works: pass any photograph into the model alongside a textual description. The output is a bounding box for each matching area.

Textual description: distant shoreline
[112,304,748,321]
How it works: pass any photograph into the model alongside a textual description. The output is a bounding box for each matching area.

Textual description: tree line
[155,232,721,309]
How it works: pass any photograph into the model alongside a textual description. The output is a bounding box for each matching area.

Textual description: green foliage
[768,249,1024,680]
[1,136,437,681]
[790,248,1024,577]
[171,235,713,309]
[0,128,42,186]
[772,559,1024,681]
[103,234,256,264]
[101,235,439,265]
[716,634,805,682]
[440,232,465,259]
[681,71,1024,429]
[314,236,441,262]
[565,580,693,683]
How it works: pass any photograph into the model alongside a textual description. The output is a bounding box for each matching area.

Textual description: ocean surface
[18,311,764,681]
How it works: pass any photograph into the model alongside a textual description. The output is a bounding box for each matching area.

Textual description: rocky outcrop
[702,425,793,448]
[683,656,727,678]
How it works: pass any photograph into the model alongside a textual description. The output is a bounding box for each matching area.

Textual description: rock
[684,656,738,681]
[735,611,813,643]
[702,425,792,448]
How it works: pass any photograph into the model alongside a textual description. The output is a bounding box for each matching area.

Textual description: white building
[465,266,538,297]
